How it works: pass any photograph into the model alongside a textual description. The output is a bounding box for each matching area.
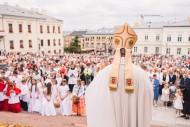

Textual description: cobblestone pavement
[0,104,190,127]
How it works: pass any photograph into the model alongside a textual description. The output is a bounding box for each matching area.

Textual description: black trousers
[69,84,75,93]
[20,100,28,111]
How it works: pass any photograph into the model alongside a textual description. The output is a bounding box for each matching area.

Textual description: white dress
[41,88,56,116]
[174,94,183,110]
[51,85,58,102]
[161,89,170,102]
[86,59,153,127]
[59,85,72,116]
[28,85,40,113]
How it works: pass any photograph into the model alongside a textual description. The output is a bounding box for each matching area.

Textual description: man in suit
[180,73,190,86]
[169,70,176,85]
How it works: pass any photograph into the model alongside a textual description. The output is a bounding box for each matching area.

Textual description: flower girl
[59,79,72,116]
[41,82,56,116]
[174,89,183,117]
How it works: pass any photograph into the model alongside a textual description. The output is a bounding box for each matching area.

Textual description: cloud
[0,0,190,30]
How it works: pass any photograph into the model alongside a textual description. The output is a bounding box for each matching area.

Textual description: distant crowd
[0,50,190,119]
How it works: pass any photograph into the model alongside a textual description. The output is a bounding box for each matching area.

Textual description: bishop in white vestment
[86,23,153,127]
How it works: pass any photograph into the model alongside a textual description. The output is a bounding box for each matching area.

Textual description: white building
[133,21,190,56]
[0,3,64,54]
[83,20,190,56]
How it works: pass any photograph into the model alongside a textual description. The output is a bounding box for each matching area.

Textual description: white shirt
[20,84,30,102]
[8,92,20,104]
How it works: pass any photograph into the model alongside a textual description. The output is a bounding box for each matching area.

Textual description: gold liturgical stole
[109,23,138,93]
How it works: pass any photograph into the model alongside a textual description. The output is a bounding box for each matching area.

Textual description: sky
[0,0,190,31]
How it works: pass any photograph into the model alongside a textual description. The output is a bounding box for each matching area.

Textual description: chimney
[4,2,8,6]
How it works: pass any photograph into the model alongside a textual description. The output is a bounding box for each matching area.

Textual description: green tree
[71,36,80,47]
[64,36,82,53]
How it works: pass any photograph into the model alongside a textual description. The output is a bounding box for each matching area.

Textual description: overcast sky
[0,0,190,31]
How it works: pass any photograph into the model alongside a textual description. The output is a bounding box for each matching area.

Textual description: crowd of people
[0,50,190,120]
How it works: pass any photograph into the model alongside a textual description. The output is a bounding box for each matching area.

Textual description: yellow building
[83,28,116,53]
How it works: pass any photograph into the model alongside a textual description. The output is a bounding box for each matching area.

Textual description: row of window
[133,47,190,54]
[8,23,61,34]
[166,35,187,42]
[85,37,113,42]
[41,39,62,46]
[144,34,160,41]
[84,43,109,48]
[9,39,62,49]
[10,40,32,49]
[144,34,190,42]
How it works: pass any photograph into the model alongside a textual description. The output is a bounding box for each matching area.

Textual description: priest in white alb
[86,23,153,127]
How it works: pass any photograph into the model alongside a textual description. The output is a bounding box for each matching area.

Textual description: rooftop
[134,22,164,29]
[163,20,190,27]
[0,4,63,21]
[69,31,87,37]
[85,27,117,35]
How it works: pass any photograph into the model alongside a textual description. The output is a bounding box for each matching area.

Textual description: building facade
[0,3,64,54]
[83,21,190,56]
[63,31,87,49]
[83,28,116,52]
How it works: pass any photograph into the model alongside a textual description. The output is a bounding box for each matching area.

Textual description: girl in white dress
[28,79,40,113]
[51,79,58,103]
[59,79,72,116]
[41,82,56,116]
[174,89,183,117]
[161,83,169,110]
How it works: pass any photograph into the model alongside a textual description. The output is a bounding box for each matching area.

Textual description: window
[47,26,50,33]
[48,40,50,46]
[155,47,159,53]
[48,50,51,53]
[53,26,55,33]
[40,25,43,33]
[188,48,190,54]
[28,25,31,33]
[91,43,94,48]
[166,48,170,54]
[177,48,181,54]
[53,39,56,46]
[85,37,89,41]
[58,27,60,33]
[19,24,22,33]
[167,35,171,42]
[189,36,190,42]
[145,34,148,40]
[41,40,44,46]
[86,43,89,48]
[156,34,160,41]
[29,40,32,48]
[134,47,137,53]
[58,39,61,45]
[20,40,24,48]
[144,47,148,53]
[54,50,56,54]
[10,41,14,49]
[178,35,182,42]
[59,49,61,54]
[9,24,13,33]
[97,43,100,48]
